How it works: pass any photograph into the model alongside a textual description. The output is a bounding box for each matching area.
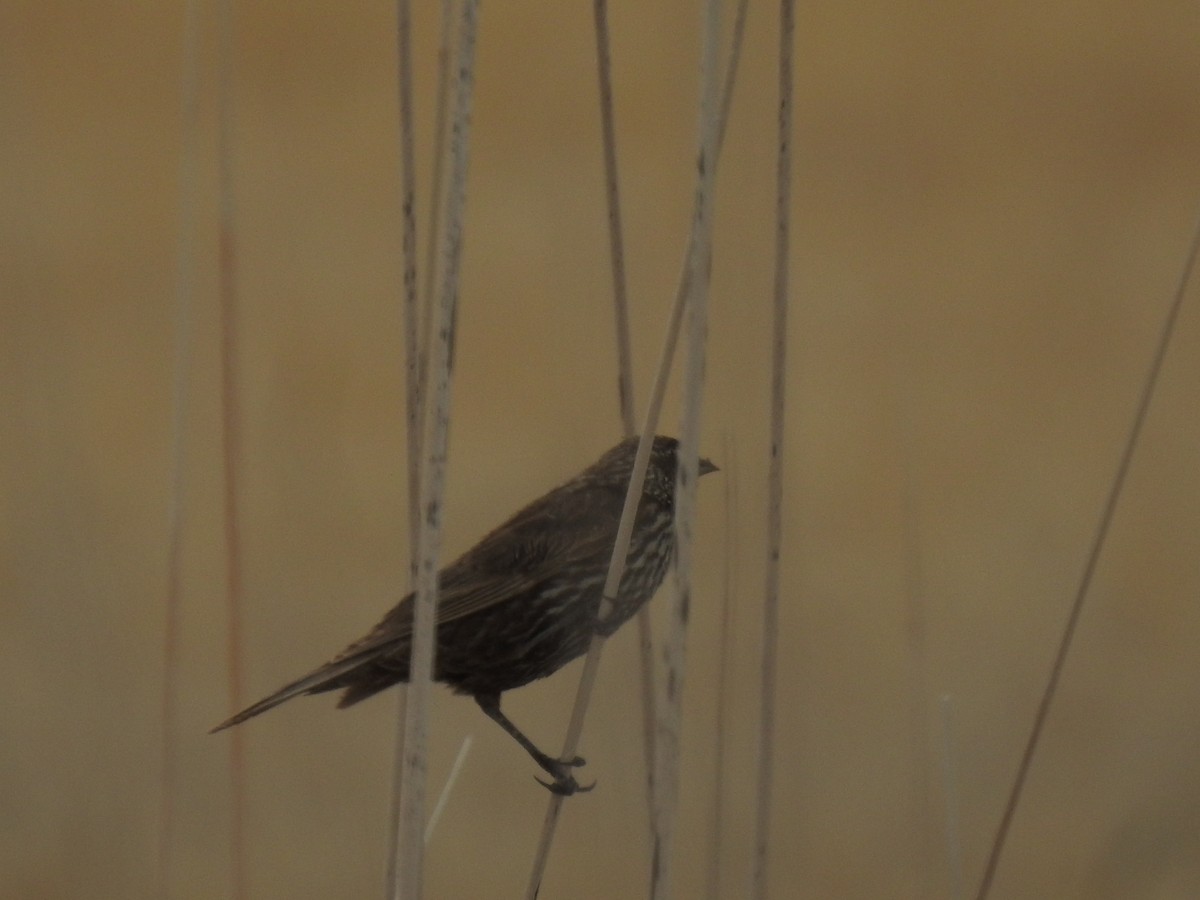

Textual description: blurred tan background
[3,1,1199,898]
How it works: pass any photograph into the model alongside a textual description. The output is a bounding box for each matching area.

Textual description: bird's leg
[474,693,594,796]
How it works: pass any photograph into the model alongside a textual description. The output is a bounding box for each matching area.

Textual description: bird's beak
[699,457,719,476]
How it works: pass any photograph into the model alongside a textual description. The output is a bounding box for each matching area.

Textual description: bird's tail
[209,651,377,733]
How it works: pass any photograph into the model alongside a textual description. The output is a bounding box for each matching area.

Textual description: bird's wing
[328,493,616,662]
[440,478,628,618]
[434,512,570,618]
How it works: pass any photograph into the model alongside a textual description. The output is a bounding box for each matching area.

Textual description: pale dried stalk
[707,435,738,900]
[592,0,636,439]
[419,0,458,419]
[649,0,722,894]
[385,0,424,893]
[424,735,473,846]
[589,0,659,827]
[397,0,422,571]
[526,3,749,894]
[750,1,793,897]
[525,283,690,900]
[387,9,457,876]
[973,209,1200,900]
[390,2,479,897]
[717,0,751,156]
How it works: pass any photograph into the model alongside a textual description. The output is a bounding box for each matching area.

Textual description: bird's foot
[534,772,596,796]
[533,754,594,796]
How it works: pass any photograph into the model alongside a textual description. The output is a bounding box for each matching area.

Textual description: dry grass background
[3,1,1200,898]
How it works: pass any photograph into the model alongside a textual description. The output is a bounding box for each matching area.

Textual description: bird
[211,434,717,795]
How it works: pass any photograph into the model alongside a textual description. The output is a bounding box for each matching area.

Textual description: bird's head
[593,435,718,507]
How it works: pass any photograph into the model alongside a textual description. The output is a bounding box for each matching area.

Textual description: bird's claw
[534,755,593,795]
[535,773,597,796]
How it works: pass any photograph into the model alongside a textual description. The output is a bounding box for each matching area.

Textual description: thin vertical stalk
[397,0,421,571]
[973,212,1200,900]
[751,0,793,896]
[649,0,722,893]
[389,2,479,897]
[159,0,202,893]
[706,435,738,900]
[633,598,659,820]
[216,0,247,896]
[526,4,749,895]
[592,0,636,439]
[717,0,751,157]
[420,0,458,418]
[525,280,689,900]
[590,0,659,829]
[385,0,424,893]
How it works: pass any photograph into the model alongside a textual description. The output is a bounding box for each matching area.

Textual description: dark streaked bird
[212,435,717,795]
